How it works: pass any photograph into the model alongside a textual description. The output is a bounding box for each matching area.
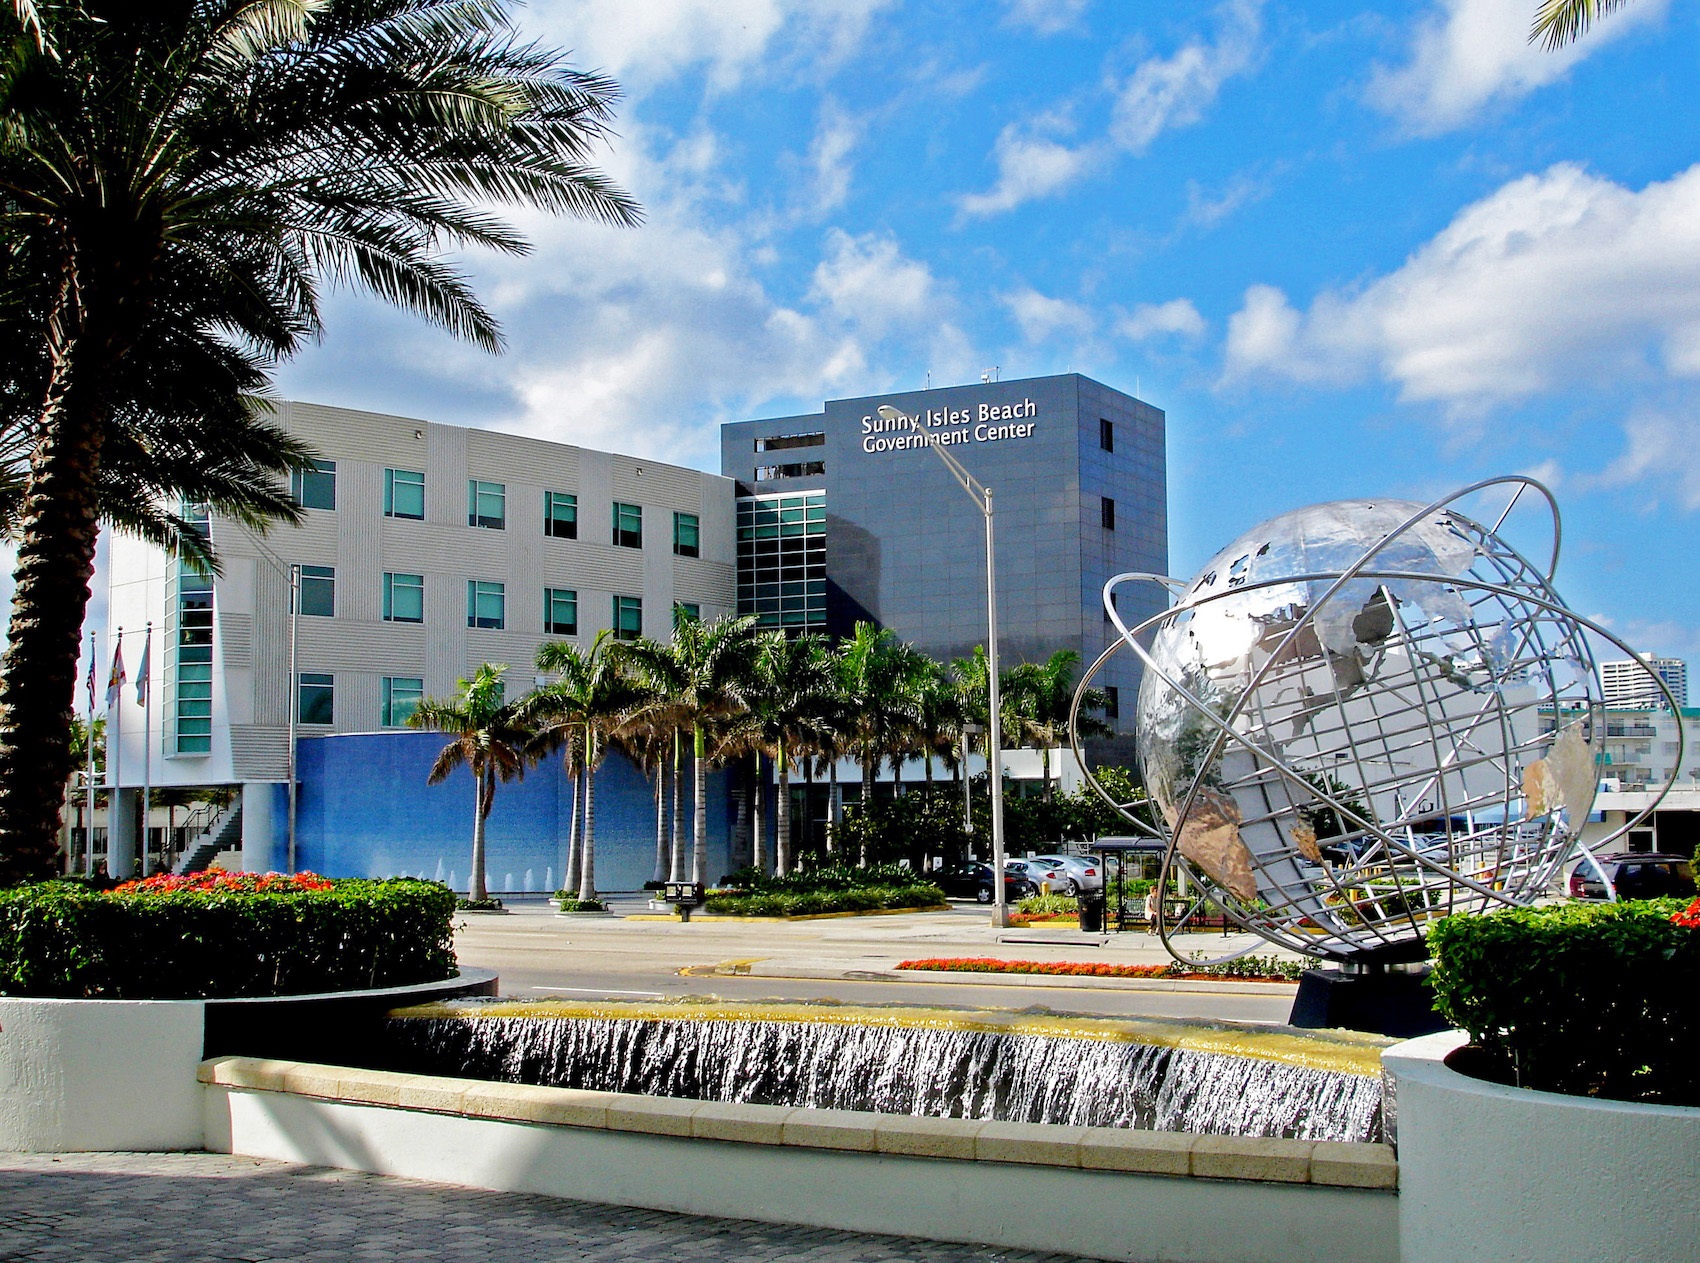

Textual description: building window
[754,432,825,452]
[612,501,643,549]
[381,676,423,728]
[382,572,424,623]
[297,564,334,617]
[674,601,700,627]
[467,479,506,530]
[673,511,700,558]
[297,673,334,725]
[171,552,214,755]
[613,594,643,641]
[544,588,578,636]
[1104,686,1120,720]
[544,491,578,539]
[736,492,826,631]
[291,459,336,511]
[1099,418,1114,452]
[1100,496,1116,530]
[1103,590,1119,623]
[754,461,825,482]
[385,468,425,520]
[467,580,506,630]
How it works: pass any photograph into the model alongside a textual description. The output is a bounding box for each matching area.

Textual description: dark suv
[1568,852,1696,900]
[934,862,1038,904]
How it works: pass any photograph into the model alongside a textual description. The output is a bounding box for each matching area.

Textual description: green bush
[1015,893,1079,916]
[553,895,606,912]
[455,896,504,911]
[0,878,458,999]
[703,882,945,917]
[1427,899,1700,1104]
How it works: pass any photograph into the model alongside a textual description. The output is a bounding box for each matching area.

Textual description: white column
[241,782,280,875]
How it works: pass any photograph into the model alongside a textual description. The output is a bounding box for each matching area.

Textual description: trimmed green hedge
[0,878,458,999]
[703,883,946,917]
[1428,898,1699,1105]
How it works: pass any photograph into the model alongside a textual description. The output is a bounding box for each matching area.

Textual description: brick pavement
[0,1152,1091,1263]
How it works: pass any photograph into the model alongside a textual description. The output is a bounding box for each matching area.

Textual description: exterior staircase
[173,801,243,875]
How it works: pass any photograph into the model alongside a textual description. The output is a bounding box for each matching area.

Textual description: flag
[106,642,126,709]
[85,649,96,715]
[135,632,151,707]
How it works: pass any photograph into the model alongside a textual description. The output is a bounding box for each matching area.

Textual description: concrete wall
[1385,1031,1700,1263]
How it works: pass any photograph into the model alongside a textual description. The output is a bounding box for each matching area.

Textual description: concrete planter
[1384,1031,1700,1263]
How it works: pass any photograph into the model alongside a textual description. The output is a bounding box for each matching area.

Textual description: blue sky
[76,0,1700,675]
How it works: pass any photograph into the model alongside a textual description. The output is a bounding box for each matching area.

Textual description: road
[452,897,1302,1025]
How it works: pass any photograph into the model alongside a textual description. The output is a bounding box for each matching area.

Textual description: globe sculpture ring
[1071,477,1679,966]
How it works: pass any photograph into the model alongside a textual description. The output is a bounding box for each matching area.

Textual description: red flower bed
[111,867,334,895]
[895,956,1298,982]
[1673,897,1700,929]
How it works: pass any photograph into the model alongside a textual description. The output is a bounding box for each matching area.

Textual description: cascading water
[381,1004,1385,1143]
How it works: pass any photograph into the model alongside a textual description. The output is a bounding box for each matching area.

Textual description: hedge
[702,883,946,917]
[0,877,458,999]
[1427,898,1700,1105]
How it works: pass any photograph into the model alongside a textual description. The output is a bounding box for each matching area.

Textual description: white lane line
[528,986,668,997]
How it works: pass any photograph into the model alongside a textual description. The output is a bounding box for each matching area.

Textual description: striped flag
[105,642,126,709]
[85,649,96,715]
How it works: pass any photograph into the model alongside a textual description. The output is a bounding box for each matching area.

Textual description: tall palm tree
[1531,0,1633,49]
[617,614,762,885]
[910,656,962,803]
[722,631,836,875]
[532,632,650,903]
[0,0,640,882]
[410,664,532,903]
[1004,649,1110,803]
[835,622,928,863]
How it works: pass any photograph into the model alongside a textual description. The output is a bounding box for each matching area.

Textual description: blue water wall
[277,731,734,892]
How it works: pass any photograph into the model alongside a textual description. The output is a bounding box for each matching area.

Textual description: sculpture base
[1288,967,1448,1038]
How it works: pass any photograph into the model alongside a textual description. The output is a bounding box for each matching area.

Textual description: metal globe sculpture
[1073,478,1677,965]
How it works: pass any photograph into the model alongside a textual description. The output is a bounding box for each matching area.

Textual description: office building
[1600,654,1688,710]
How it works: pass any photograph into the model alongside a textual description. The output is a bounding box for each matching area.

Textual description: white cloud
[957,123,1101,219]
[960,0,1261,216]
[1002,288,1095,342]
[1591,410,1700,510]
[1001,0,1090,36]
[805,100,860,217]
[1118,298,1206,341]
[533,0,894,96]
[1109,0,1261,153]
[1223,162,1700,405]
[1184,171,1270,228]
[1366,0,1666,135]
[809,229,940,335]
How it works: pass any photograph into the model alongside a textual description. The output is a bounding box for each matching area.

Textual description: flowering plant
[1671,897,1700,929]
[111,867,334,895]
[895,955,1304,982]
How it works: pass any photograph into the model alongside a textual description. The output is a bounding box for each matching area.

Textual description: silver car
[1029,854,1105,894]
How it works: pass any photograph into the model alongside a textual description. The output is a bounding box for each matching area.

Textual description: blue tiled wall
[281,731,734,892]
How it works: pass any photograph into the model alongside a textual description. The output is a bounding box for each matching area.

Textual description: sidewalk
[0,1151,1091,1263]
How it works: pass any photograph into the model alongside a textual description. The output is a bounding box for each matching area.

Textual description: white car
[1027,854,1105,894]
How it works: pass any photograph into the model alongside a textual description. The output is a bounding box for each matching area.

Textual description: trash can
[1077,891,1104,933]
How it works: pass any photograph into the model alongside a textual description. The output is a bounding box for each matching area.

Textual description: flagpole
[141,622,152,875]
[107,628,122,878]
[86,630,97,876]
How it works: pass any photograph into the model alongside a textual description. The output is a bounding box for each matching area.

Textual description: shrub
[1427,898,1700,1104]
[554,895,606,912]
[455,896,505,911]
[0,876,458,999]
[703,882,945,917]
[895,954,1307,982]
[1015,893,1079,916]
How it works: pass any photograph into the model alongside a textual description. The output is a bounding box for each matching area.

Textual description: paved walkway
[0,1152,1090,1263]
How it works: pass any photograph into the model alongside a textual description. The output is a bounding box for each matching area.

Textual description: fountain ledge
[199,1055,1398,1263]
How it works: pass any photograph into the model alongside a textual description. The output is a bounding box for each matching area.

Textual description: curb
[624,905,951,924]
[685,960,1299,996]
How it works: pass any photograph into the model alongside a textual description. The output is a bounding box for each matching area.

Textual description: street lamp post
[877,404,1009,928]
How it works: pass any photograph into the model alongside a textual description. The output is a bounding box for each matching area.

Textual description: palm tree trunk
[469,762,489,901]
[751,752,767,875]
[776,750,792,875]
[652,758,667,884]
[733,764,750,870]
[860,758,875,867]
[1043,745,1053,804]
[578,737,597,902]
[670,730,686,882]
[692,722,708,885]
[826,758,838,855]
[563,740,582,896]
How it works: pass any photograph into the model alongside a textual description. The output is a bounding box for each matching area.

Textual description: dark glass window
[1104,686,1120,720]
[467,480,506,530]
[381,677,423,727]
[612,501,643,549]
[292,460,336,510]
[297,673,334,725]
[545,587,577,636]
[1100,496,1116,530]
[1099,418,1114,452]
[673,602,700,627]
[673,511,700,558]
[385,468,425,519]
[545,491,578,539]
[467,580,505,630]
[613,594,642,640]
[383,572,423,623]
[755,432,825,452]
[297,564,334,617]
[754,461,825,482]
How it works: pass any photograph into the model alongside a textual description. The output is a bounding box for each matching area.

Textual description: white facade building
[1599,653,1687,709]
[104,401,736,876]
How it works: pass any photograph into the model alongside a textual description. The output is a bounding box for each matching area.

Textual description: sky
[65,0,1700,680]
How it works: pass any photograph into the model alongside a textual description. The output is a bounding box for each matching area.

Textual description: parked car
[1005,858,1061,891]
[1568,852,1696,901]
[1029,854,1105,894]
[933,862,1038,904]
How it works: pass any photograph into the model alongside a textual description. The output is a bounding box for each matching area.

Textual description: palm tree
[0,0,640,881]
[835,622,928,862]
[410,664,533,903]
[722,632,836,875]
[1004,649,1110,803]
[617,614,762,885]
[1531,0,1633,49]
[532,632,651,903]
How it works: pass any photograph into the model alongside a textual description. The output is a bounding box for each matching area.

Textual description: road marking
[529,986,668,998]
